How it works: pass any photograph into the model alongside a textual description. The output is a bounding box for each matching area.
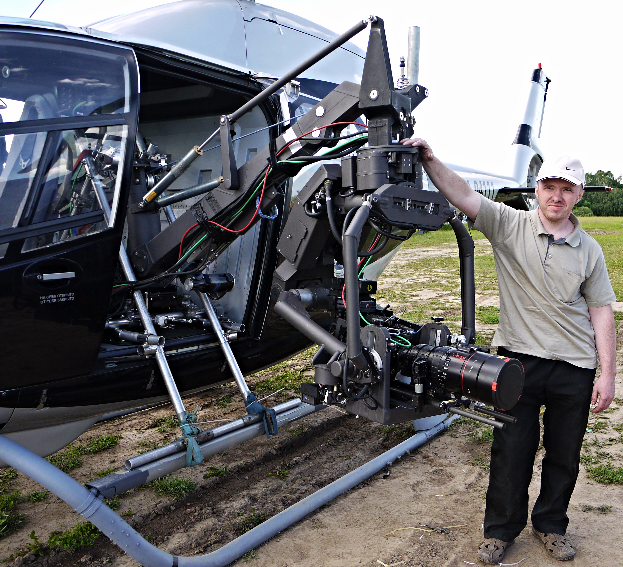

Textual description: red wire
[204,121,368,236]
[206,168,270,234]
[343,233,381,311]
[178,223,199,259]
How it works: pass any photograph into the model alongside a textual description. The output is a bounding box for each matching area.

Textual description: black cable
[357,235,389,258]
[279,139,366,165]
[325,181,342,244]
[368,218,414,242]
[341,206,360,241]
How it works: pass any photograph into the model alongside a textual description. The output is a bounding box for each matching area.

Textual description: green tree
[576,170,623,216]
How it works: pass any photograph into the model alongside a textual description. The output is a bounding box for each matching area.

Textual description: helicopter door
[0,31,138,389]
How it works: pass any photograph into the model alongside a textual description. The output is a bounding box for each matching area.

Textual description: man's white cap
[536,155,585,186]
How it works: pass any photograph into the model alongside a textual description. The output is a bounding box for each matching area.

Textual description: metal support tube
[125,399,302,470]
[198,292,252,401]
[156,177,223,208]
[88,402,322,498]
[449,216,476,344]
[228,18,371,124]
[274,291,346,356]
[141,17,371,206]
[447,406,504,429]
[143,144,208,204]
[342,202,372,370]
[87,156,189,421]
[407,26,420,86]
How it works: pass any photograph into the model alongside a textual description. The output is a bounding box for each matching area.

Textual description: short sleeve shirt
[472,194,615,369]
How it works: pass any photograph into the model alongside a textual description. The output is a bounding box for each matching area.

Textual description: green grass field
[398,217,622,304]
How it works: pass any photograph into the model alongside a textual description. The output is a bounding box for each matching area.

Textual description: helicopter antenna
[29,0,46,18]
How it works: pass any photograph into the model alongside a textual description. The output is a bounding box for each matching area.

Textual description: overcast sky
[2,0,620,177]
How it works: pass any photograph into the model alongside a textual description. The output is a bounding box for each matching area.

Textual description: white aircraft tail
[510,64,550,187]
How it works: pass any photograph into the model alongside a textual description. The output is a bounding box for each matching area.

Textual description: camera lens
[402,345,524,411]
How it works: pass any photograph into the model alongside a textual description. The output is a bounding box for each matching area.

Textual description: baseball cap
[536,155,585,186]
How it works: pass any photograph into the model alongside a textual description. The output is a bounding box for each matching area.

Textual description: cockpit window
[0,32,137,259]
[0,34,130,123]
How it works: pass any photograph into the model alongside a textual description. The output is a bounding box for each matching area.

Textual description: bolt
[369,89,378,101]
[315,106,325,117]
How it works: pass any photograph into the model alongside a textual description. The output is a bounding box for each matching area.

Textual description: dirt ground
[1,242,623,567]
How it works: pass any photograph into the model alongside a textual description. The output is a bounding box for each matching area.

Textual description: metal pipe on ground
[87,400,319,498]
[0,414,457,567]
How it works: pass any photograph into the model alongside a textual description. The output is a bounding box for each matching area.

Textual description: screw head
[369,89,378,101]
[315,106,325,117]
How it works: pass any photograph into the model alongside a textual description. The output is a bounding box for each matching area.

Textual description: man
[402,138,617,563]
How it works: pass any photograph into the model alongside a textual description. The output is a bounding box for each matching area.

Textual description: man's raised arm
[402,138,481,221]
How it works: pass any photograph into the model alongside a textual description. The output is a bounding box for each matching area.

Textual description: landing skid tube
[0,416,458,567]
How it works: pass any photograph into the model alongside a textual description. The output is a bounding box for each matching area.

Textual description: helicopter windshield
[0,32,136,257]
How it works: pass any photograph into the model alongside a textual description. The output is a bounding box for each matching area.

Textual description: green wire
[391,335,411,347]
[230,133,368,222]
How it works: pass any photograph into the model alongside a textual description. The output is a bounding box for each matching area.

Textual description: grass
[25,491,48,503]
[47,522,100,551]
[476,306,499,325]
[150,415,179,433]
[580,504,613,514]
[471,452,491,469]
[470,426,494,444]
[0,493,25,538]
[47,434,121,473]
[0,470,17,494]
[147,476,196,499]
[380,422,415,441]
[579,217,623,300]
[203,466,229,479]
[235,510,268,535]
[268,462,291,481]
[585,462,623,484]
[215,395,233,409]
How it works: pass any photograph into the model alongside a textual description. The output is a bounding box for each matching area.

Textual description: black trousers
[483,348,595,541]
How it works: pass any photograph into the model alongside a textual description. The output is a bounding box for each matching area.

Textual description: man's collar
[530,208,582,247]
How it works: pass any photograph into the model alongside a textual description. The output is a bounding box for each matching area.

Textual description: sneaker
[532,528,576,561]
[477,538,514,564]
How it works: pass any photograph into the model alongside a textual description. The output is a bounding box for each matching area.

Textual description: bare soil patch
[1,242,622,567]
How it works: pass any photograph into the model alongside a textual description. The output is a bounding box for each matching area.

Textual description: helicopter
[0,0,544,472]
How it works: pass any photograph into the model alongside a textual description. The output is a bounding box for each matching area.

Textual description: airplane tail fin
[511,65,550,187]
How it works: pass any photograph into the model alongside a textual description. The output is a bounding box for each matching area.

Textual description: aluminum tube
[228,18,371,125]
[0,414,457,567]
[198,292,252,400]
[0,434,175,567]
[448,406,504,429]
[88,153,188,420]
[342,202,371,370]
[178,414,459,566]
[407,26,420,86]
[90,403,322,498]
[156,177,222,208]
[125,399,302,470]
[449,217,476,344]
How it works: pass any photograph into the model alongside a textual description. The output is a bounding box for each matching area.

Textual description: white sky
[2,0,620,176]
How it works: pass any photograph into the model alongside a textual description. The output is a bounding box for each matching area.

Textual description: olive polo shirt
[471,194,615,369]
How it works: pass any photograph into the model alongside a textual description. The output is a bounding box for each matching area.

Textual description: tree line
[575,170,623,216]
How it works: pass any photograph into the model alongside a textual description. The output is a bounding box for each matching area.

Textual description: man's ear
[577,187,585,203]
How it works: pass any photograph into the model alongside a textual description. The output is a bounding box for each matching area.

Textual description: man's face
[535,178,584,224]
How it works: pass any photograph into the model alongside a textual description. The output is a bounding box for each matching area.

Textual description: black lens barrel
[399,345,524,411]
